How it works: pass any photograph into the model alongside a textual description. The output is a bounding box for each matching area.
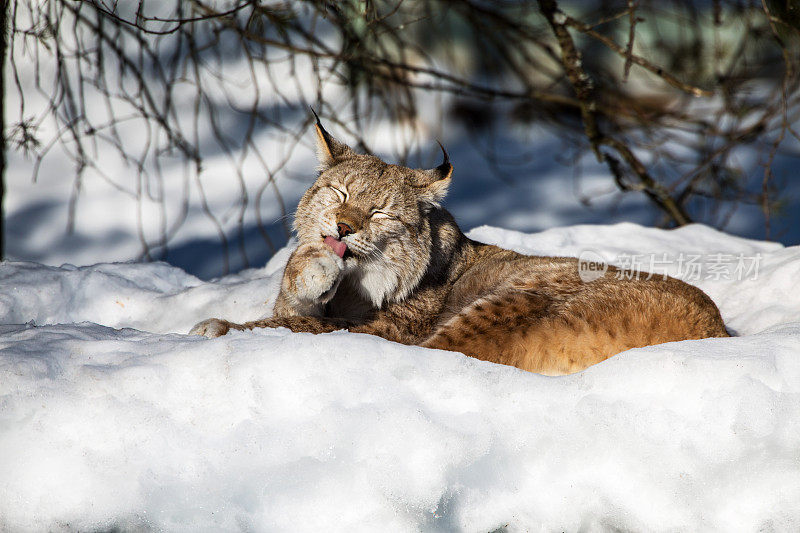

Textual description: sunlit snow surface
[1,224,799,532]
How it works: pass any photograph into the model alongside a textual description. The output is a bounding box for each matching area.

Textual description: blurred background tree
[3,0,799,275]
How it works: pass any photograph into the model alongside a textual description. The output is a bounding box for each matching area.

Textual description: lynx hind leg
[422,289,636,375]
[423,282,728,376]
[422,291,556,372]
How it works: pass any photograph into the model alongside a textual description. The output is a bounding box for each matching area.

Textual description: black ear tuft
[434,140,453,181]
[415,141,454,207]
[418,141,454,184]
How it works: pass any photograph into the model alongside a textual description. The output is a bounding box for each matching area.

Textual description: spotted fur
[190,120,728,375]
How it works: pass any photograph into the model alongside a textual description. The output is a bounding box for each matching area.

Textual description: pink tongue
[324,236,347,258]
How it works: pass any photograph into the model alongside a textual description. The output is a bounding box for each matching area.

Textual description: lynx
[190,117,728,375]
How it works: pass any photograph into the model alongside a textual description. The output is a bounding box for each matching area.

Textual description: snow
[6,7,799,280]
[2,224,799,531]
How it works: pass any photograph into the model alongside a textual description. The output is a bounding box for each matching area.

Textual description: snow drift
[1,223,799,532]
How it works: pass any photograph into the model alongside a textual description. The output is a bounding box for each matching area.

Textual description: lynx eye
[328,185,347,203]
[370,210,393,220]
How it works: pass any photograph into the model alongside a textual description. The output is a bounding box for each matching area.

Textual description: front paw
[284,243,344,304]
[189,318,231,338]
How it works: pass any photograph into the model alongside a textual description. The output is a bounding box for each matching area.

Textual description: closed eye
[328,185,347,203]
[370,211,393,220]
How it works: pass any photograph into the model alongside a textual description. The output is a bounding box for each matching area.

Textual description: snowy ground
[2,223,799,531]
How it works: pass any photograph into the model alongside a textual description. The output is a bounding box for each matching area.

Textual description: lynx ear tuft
[416,141,453,207]
[312,108,355,170]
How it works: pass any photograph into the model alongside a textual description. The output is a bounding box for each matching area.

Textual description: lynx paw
[285,243,344,304]
[189,318,231,338]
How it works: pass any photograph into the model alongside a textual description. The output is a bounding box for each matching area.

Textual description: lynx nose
[337,222,354,238]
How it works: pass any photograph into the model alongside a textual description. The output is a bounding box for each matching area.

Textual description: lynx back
[190,117,728,375]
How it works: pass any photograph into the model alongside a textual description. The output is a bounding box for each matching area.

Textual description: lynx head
[293,116,454,307]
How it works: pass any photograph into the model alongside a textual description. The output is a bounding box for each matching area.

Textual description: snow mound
[1,224,799,531]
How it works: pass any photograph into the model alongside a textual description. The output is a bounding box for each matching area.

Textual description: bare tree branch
[5,0,798,274]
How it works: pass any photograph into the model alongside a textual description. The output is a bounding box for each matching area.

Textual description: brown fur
[190,120,728,375]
